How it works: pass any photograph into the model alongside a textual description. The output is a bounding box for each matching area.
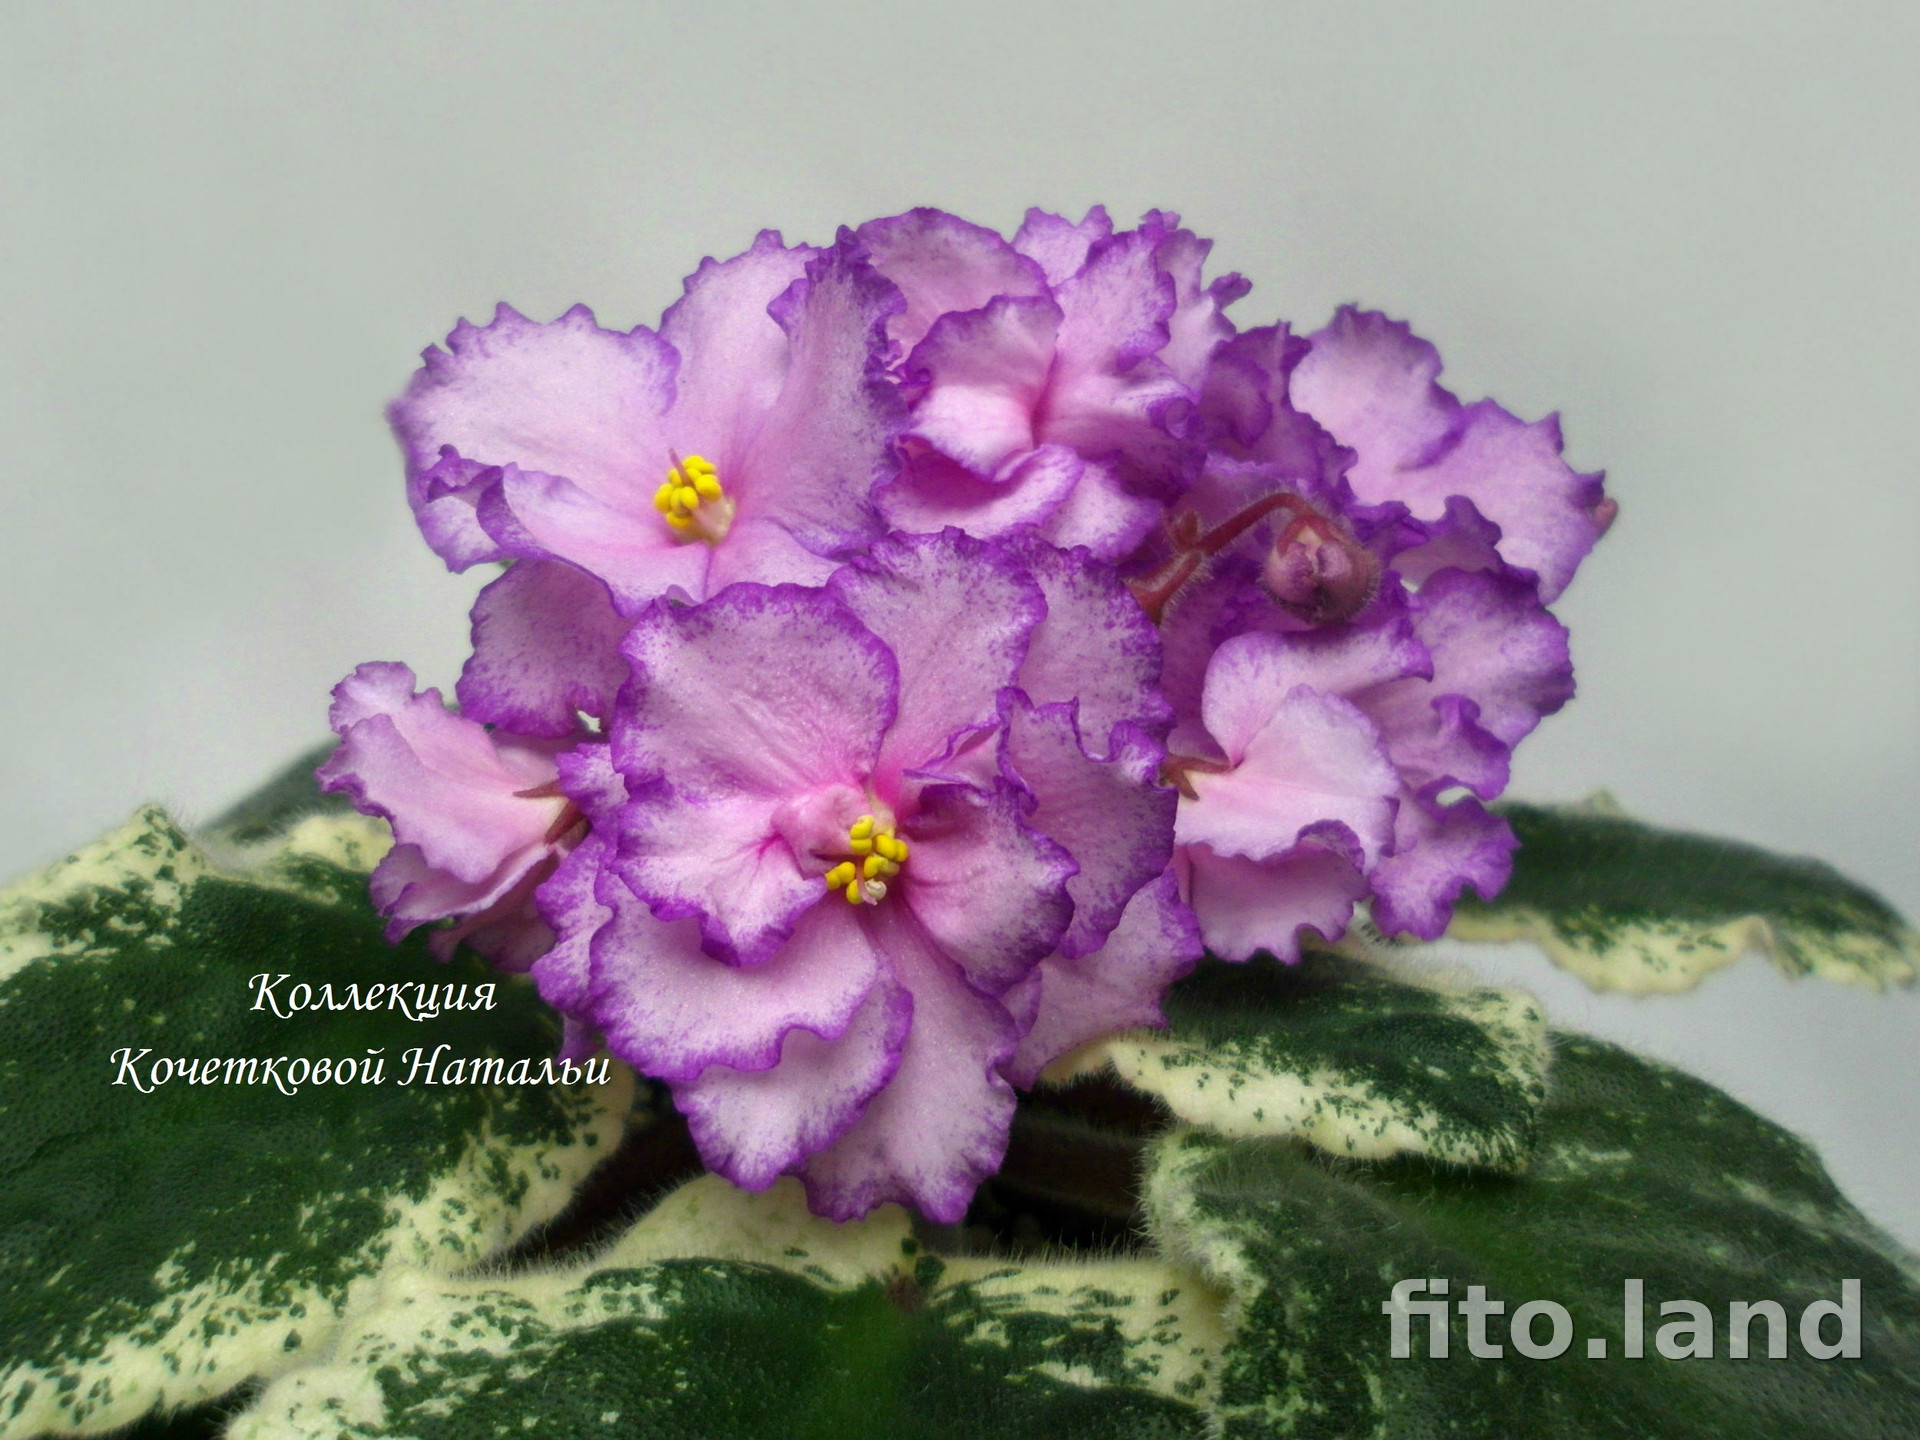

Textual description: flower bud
[1261,516,1381,624]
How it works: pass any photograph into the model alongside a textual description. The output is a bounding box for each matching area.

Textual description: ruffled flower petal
[1192,604,1428,758]
[828,530,1043,783]
[1012,205,1114,287]
[1153,560,1264,756]
[531,743,640,1039]
[673,969,912,1192]
[1002,530,1173,753]
[1029,455,1165,560]
[1404,567,1575,749]
[1179,626,1410,866]
[1038,228,1187,474]
[617,584,898,799]
[588,873,884,1082]
[1179,680,1399,869]
[1000,695,1174,959]
[657,230,816,465]
[799,905,1019,1223]
[1142,210,1250,392]
[408,451,509,571]
[904,295,1062,475]
[1368,792,1517,940]
[1291,307,1608,601]
[897,776,1076,993]
[529,829,612,1027]
[456,560,631,737]
[389,302,677,530]
[703,514,847,593]
[478,464,707,614]
[612,584,898,963]
[318,662,565,886]
[317,662,574,962]
[1340,570,1572,798]
[857,207,1048,352]
[877,445,1086,546]
[358,845,491,944]
[1379,694,1512,800]
[617,777,842,965]
[1003,867,1201,1087]
[1195,325,1347,484]
[1180,830,1371,963]
[741,240,904,560]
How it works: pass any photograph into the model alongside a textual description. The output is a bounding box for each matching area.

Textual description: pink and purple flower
[321,206,1609,1220]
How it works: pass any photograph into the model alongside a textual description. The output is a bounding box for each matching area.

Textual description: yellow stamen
[828,815,909,904]
[658,453,736,544]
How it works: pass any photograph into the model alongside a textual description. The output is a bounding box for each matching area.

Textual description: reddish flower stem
[1127,490,1326,622]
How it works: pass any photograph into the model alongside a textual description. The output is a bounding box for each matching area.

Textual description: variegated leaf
[200,741,356,849]
[0,806,635,1438]
[228,1174,1224,1439]
[1450,795,1920,993]
[1047,952,1549,1172]
[1144,1034,1920,1439]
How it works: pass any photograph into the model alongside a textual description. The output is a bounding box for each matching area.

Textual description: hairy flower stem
[1127,491,1323,622]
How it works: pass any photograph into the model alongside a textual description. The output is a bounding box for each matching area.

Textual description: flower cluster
[320,208,1609,1220]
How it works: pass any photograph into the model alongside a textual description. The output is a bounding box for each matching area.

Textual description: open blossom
[315,663,585,969]
[1167,574,1573,959]
[388,233,905,740]
[860,207,1245,563]
[529,529,1177,1220]
[1289,307,1614,603]
[1134,298,1599,958]
[326,206,1608,1221]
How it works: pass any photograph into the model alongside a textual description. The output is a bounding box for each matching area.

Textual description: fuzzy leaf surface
[1450,796,1919,993]
[0,807,633,1437]
[1051,952,1549,1171]
[1145,1033,1920,1439]
[230,1175,1222,1440]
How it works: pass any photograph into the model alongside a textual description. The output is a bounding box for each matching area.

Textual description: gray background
[3,3,1915,1247]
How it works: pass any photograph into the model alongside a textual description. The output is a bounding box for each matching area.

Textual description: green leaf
[0,807,635,1438]
[200,741,352,848]
[1450,795,1920,993]
[1047,952,1549,1172]
[227,1175,1223,1440]
[1144,1033,1920,1439]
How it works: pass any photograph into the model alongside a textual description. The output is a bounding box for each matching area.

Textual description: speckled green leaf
[229,1175,1222,1440]
[1145,1034,1920,1439]
[0,806,635,1438]
[1450,795,1920,993]
[200,740,352,849]
[1048,952,1549,1172]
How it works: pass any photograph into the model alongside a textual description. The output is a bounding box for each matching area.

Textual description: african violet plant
[2,208,1915,1440]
